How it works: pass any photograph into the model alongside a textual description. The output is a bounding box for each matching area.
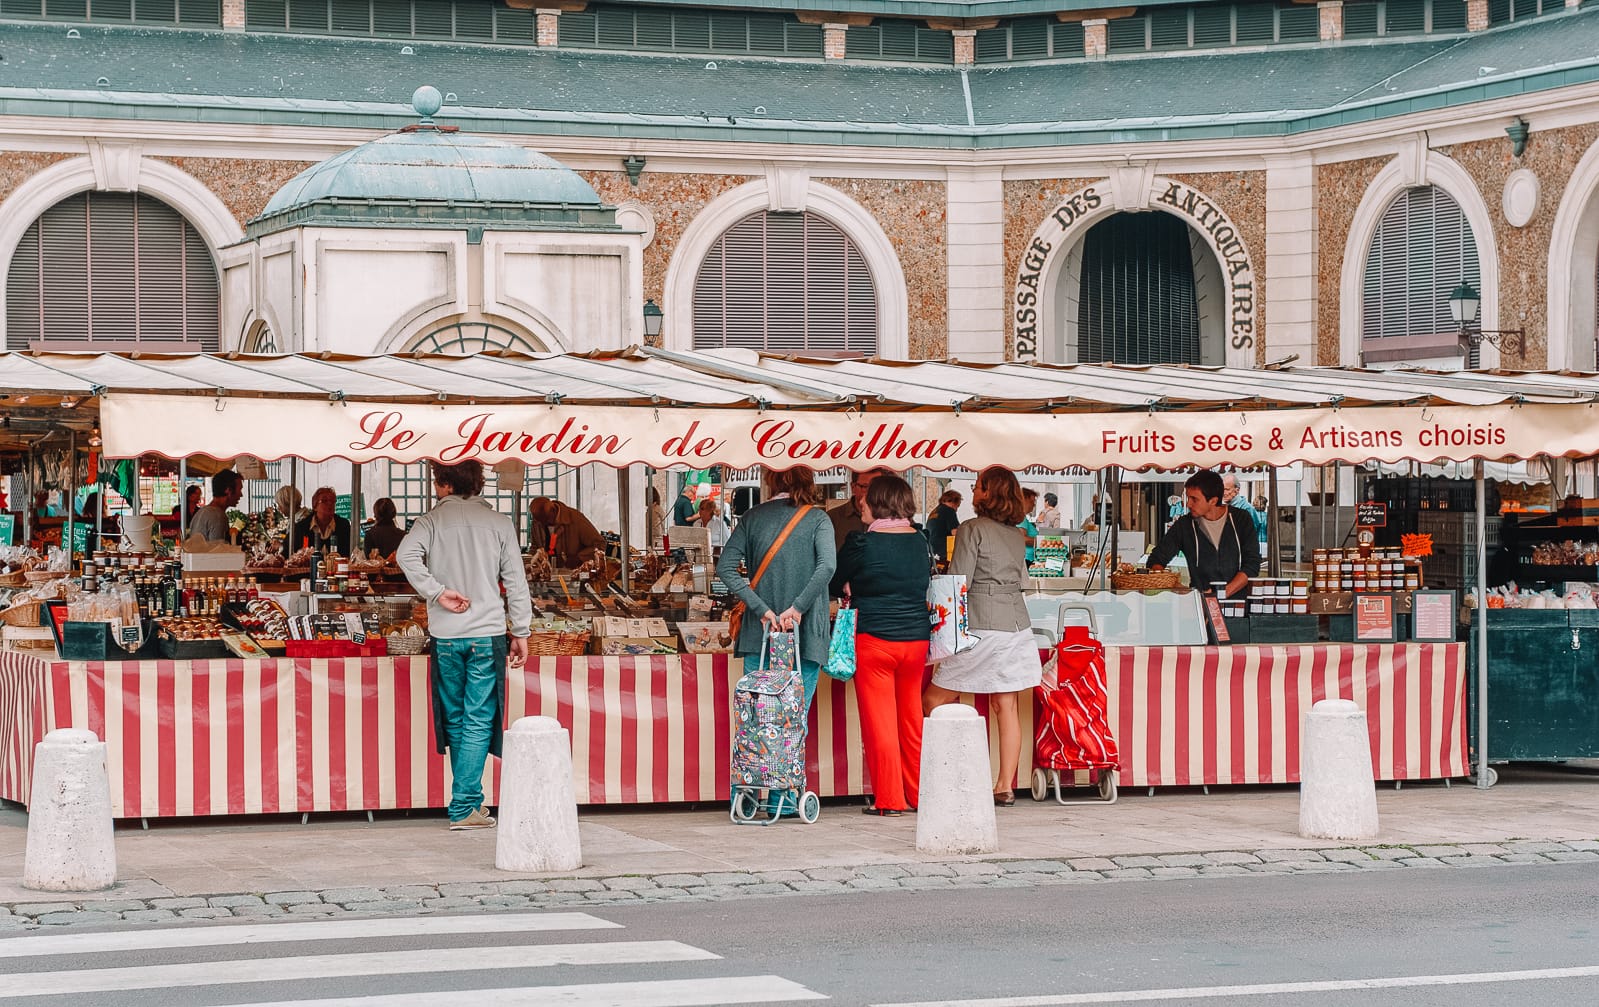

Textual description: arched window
[1361,185,1480,362]
[692,211,877,356]
[6,192,219,351]
[404,319,543,355]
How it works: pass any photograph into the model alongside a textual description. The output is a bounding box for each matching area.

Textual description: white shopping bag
[927,574,975,662]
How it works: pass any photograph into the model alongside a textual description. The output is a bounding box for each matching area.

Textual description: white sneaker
[449,807,496,830]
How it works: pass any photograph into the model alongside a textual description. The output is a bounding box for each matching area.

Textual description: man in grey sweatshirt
[397,460,532,830]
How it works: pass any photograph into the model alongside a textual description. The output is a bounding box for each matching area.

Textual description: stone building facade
[2,0,1599,376]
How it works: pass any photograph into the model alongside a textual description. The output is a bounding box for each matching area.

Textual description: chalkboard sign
[335,494,352,520]
[69,521,90,556]
[0,513,13,546]
[1356,502,1388,528]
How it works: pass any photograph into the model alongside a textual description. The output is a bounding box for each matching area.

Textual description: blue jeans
[799,660,821,720]
[433,636,506,822]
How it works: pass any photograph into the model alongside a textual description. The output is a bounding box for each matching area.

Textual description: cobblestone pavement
[3,839,1595,930]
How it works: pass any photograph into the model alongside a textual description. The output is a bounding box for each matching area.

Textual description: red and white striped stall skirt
[0,643,1465,819]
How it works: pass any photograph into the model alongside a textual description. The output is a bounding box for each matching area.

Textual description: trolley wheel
[798,791,821,824]
[1098,769,1118,804]
[1030,768,1049,802]
[1473,766,1499,788]
[730,789,760,823]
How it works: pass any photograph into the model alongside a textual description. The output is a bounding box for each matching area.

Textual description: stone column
[947,168,1008,361]
[537,9,560,46]
[1317,0,1343,41]
[1083,18,1108,57]
[952,28,976,65]
[1465,0,1489,30]
[1264,155,1318,366]
[222,0,245,30]
[823,23,848,60]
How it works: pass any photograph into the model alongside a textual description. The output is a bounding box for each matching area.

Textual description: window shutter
[287,0,328,32]
[1384,0,1427,33]
[1430,0,1468,30]
[595,6,634,46]
[709,12,747,50]
[784,21,822,54]
[1344,2,1380,34]
[1488,0,1511,19]
[413,0,451,35]
[1362,186,1479,355]
[880,21,919,59]
[746,14,786,52]
[1010,18,1049,58]
[329,0,369,33]
[1277,5,1319,40]
[2,0,45,15]
[246,0,286,27]
[845,25,879,58]
[1192,6,1232,46]
[1149,8,1188,49]
[50,0,87,16]
[692,211,878,357]
[916,26,953,60]
[453,1,492,38]
[1234,3,1274,41]
[672,10,710,49]
[493,4,533,39]
[1052,20,1085,56]
[5,224,42,350]
[559,9,597,45]
[177,0,219,24]
[1076,213,1200,365]
[89,193,138,345]
[39,197,89,345]
[95,0,134,20]
[372,1,409,34]
[1107,16,1148,52]
[975,26,1008,60]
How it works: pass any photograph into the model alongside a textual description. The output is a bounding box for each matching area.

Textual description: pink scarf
[868,518,913,532]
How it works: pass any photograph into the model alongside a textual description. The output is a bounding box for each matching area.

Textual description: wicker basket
[527,631,591,657]
[0,570,28,589]
[384,632,430,656]
[23,570,69,585]
[1109,570,1181,591]
[0,601,43,627]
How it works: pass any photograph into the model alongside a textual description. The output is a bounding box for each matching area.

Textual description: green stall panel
[1468,610,1599,762]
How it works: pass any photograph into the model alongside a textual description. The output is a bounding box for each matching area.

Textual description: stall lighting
[1446,282,1525,359]
[88,426,102,448]
[642,299,664,339]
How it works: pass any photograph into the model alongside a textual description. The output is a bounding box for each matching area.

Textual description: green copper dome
[249,92,615,236]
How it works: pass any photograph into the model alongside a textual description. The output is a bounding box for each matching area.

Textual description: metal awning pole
[179,458,188,542]
[617,466,632,592]
[1475,458,1491,788]
[350,461,362,557]
[1267,468,1280,578]
[64,434,76,561]
[1332,462,1343,548]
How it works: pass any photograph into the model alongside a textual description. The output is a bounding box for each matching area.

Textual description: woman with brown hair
[716,466,836,714]
[923,465,1043,806]
[830,473,930,816]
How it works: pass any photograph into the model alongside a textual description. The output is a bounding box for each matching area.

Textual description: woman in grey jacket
[715,466,836,713]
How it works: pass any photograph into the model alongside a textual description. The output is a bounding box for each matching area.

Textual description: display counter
[1468,609,1599,762]
[0,638,1466,819]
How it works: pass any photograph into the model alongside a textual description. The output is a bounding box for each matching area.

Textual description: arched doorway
[1052,211,1225,364]
[6,191,219,351]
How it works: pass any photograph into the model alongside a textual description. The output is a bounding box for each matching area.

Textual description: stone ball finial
[412,85,444,121]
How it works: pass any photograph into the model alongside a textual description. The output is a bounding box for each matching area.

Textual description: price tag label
[343,611,367,645]
[119,624,142,646]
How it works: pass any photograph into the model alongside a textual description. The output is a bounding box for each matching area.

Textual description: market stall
[2,349,1598,816]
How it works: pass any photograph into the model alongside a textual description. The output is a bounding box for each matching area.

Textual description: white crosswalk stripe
[0,911,828,1005]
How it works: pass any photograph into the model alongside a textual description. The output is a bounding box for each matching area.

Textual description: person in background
[528,496,607,568]
[291,486,353,556]
[170,485,202,524]
[672,482,700,526]
[275,485,306,526]
[830,474,931,817]
[1019,488,1039,565]
[829,467,890,549]
[645,487,665,549]
[396,459,531,831]
[1222,472,1268,555]
[695,498,730,549]
[1036,492,1062,530]
[924,489,963,563]
[190,470,242,543]
[364,497,406,559]
[78,491,119,536]
[922,466,1043,807]
[716,466,835,716]
[1149,469,1261,599]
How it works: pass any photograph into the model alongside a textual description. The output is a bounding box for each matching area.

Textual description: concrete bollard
[495,716,582,873]
[1299,699,1380,841]
[23,729,117,892]
[916,704,999,855]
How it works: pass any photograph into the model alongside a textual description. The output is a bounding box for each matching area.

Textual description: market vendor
[1148,469,1261,599]
[528,496,607,568]
[288,486,352,557]
[829,467,890,549]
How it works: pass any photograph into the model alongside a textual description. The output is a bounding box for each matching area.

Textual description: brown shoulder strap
[750,506,812,591]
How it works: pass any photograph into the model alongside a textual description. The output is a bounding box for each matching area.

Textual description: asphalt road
[2,863,1596,1005]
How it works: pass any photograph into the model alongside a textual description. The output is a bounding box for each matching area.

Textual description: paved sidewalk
[0,763,1594,929]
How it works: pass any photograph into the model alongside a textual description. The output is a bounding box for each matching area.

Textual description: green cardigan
[715,500,836,666]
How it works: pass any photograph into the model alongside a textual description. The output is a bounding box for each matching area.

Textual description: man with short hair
[1036,492,1062,530]
[1223,472,1268,555]
[672,482,700,526]
[189,470,242,543]
[925,489,963,562]
[1148,469,1260,599]
[397,460,531,831]
[828,467,890,550]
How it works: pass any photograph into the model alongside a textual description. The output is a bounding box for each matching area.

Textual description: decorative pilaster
[1083,18,1107,57]
[537,9,560,45]
[222,0,245,30]
[1317,1,1343,41]
[952,28,976,65]
[823,23,848,59]
[1465,0,1489,30]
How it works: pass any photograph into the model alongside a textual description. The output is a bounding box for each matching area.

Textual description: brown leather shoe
[993,791,1016,807]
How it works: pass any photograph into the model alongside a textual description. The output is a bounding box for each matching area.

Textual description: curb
[2,839,1596,930]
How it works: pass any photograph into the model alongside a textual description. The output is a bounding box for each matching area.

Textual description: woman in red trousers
[830,474,932,816]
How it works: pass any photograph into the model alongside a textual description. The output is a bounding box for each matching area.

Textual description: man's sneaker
[449,807,496,830]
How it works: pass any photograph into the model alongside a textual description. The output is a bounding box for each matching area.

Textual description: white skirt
[930,628,1043,695]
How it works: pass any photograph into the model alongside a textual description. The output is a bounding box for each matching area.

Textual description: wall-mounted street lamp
[642,299,664,340]
[1447,282,1524,359]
